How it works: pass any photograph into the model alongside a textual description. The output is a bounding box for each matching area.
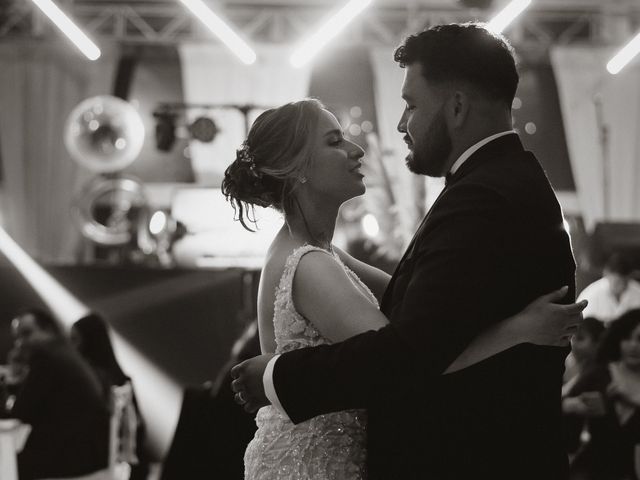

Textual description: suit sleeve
[274,184,513,424]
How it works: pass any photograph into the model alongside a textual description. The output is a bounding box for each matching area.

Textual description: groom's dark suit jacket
[273,134,576,479]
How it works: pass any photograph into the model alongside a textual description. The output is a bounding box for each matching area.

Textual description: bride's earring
[299,176,307,184]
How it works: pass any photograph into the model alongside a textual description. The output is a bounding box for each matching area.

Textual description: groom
[232,24,576,479]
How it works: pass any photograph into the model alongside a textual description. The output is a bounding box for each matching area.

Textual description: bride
[222,99,584,479]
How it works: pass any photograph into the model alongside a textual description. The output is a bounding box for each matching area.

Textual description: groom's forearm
[272,326,415,424]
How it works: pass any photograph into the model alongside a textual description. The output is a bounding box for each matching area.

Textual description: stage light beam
[486,0,531,34]
[0,225,182,457]
[179,0,257,65]
[290,0,373,68]
[607,31,640,75]
[30,0,101,61]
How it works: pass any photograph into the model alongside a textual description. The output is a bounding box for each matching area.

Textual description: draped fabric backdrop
[178,44,313,186]
[369,46,444,245]
[0,41,118,262]
[551,46,640,231]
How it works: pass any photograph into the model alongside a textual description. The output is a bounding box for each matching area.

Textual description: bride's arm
[332,246,391,303]
[293,250,388,343]
[295,253,586,370]
[444,287,587,374]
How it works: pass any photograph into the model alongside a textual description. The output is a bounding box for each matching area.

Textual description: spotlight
[188,116,219,143]
[154,111,177,152]
[149,210,169,236]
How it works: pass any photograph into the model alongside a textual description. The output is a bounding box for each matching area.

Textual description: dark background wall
[0,258,258,388]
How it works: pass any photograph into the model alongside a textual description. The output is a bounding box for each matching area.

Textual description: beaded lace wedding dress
[244,245,378,480]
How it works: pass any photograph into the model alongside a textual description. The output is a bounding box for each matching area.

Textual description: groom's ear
[448,90,470,129]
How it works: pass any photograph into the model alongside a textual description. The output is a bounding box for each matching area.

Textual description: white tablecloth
[0,419,30,480]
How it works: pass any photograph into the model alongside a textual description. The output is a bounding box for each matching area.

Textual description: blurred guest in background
[160,320,259,480]
[564,317,606,388]
[0,342,30,417]
[562,317,606,456]
[579,253,640,324]
[71,312,150,480]
[10,308,110,480]
[567,309,640,480]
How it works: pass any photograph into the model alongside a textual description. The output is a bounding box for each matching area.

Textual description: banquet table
[0,419,30,480]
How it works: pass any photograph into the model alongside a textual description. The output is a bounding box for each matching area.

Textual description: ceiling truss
[1,1,638,51]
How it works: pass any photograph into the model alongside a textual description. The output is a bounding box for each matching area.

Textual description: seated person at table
[10,308,110,480]
[567,310,640,480]
[71,312,149,480]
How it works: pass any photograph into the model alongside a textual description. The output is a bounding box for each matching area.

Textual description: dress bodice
[244,245,378,480]
[272,244,379,354]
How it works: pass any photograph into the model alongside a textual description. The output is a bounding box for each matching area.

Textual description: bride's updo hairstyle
[222,98,324,231]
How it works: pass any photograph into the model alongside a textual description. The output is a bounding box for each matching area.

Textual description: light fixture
[153,111,178,152]
[486,0,531,34]
[290,0,373,68]
[179,0,257,65]
[607,31,640,75]
[30,0,101,60]
[189,116,219,143]
[361,214,380,238]
[149,211,169,236]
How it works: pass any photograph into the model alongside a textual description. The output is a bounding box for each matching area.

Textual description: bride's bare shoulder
[262,238,302,277]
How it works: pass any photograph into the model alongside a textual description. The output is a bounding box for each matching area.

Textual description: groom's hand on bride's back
[231,353,275,412]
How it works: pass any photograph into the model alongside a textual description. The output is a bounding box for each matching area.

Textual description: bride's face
[303,109,366,203]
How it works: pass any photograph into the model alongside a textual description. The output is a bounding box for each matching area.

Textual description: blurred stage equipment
[152,103,265,152]
[65,95,145,172]
[72,175,147,246]
[137,208,188,267]
[153,110,178,152]
[188,116,219,143]
[458,0,494,9]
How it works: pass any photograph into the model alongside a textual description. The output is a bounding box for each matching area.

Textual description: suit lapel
[380,134,525,315]
[381,184,449,311]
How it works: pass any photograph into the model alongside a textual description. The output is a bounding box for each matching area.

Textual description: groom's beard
[406,107,452,177]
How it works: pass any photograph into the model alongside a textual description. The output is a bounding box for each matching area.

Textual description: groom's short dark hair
[394,23,519,108]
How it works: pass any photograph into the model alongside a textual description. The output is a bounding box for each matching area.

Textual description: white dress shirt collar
[449,130,517,175]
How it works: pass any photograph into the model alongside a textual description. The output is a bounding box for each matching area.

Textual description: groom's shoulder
[463,151,553,201]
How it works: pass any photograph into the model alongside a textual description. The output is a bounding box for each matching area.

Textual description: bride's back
[256,229,303,354]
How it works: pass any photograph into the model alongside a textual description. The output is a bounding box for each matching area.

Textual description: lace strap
[279,244,332,289]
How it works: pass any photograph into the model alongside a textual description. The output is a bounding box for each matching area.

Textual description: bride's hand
[510,286,587,347]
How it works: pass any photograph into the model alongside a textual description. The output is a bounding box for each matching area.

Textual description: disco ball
[64,95,145,173]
